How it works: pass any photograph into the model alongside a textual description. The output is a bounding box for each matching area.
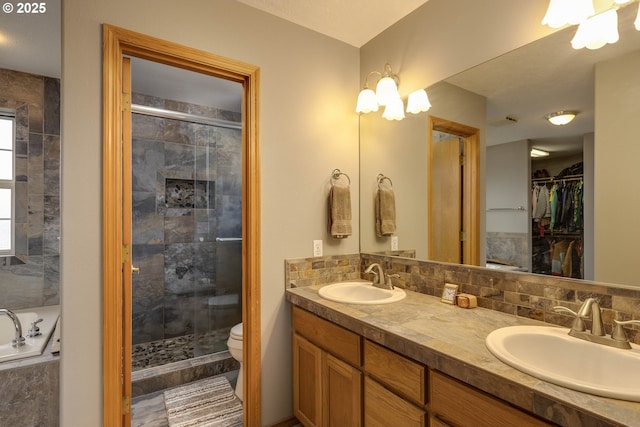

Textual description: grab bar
[216,237,242,242]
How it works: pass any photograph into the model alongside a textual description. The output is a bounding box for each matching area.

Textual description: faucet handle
[612,319,640,342]
[553,306,586,332]
[385,273,400,288]
[27,318,43,337]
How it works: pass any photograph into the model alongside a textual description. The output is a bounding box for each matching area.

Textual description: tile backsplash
[286,252,640,345]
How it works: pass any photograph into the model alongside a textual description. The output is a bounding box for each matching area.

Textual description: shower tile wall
[131,93,242,369]
[0,68,60,310]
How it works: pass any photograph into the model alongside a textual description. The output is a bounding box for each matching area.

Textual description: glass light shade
[382,97,405,121]
[571,9,619,50]
[355,88,379,113]
[545,111,577,125]
[614,0,631,4]
[635,2,640,31]
[406,89,432,114]
[376,76,399,106]
[542,0,595,28]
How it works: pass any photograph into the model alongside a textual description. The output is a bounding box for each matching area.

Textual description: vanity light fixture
[571,8,619,49]
[542,0,640,50]
[530,148,551,158]
[545,110,577,125]
[406,89,432,114]
[541,0,594,28]
[356,63,431,120]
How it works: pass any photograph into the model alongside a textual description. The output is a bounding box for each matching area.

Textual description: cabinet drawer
[364,376,426,427]
[429,370,552,427]
[364,339,426,405]
[293,306,361,367]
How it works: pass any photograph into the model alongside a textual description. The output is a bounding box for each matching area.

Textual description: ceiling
[445,3,640,154]
[233,0,430,47]
[0,0,61,78]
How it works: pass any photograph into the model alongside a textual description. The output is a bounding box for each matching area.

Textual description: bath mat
[164,376,242,427]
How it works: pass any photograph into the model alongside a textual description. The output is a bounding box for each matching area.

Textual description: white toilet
[227,322,244,401]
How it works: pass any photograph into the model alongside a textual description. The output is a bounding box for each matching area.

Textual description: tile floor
[131,372,239,427]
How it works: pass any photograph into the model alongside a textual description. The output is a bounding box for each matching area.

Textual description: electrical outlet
[313,240,323,257]
[391,236,399,250]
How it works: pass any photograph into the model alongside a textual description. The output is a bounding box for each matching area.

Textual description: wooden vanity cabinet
[429,370,552,427]
[363,339,427,427]
[292,306,553,427]
[292,307,363,427]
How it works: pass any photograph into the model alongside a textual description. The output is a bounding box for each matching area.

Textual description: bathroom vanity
[286,285,640,427]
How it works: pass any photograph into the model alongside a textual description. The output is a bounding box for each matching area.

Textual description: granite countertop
[286,283,640,427]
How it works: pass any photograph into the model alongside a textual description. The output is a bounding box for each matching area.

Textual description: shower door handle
[131,266,140,275]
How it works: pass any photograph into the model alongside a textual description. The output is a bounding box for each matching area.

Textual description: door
[428,116,480,266]
[102,25,261,426]
[121,56,133,423]
[430,136,462,263]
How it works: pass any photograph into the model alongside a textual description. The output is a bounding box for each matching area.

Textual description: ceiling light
[531,148,550,158]
[530,148,550,158]
[406,89,432,114]
[571,8,619,50]
[635,2,640,30]
[542,0,594,28]
[545,110,577,125]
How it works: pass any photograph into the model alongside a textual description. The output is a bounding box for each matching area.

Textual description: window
[0,111,15,257]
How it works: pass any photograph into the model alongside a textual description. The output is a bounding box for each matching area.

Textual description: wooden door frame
[427,116,480,265]
[102,24,261,426]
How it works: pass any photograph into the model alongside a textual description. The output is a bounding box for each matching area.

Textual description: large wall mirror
[360,3,640,288]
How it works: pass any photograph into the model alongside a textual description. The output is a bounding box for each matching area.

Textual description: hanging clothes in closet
[549,179,583,232]
[531,173,584,279]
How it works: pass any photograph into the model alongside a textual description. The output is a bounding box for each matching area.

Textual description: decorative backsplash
[285,252,640,345]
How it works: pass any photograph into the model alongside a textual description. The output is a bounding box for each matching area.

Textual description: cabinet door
[293,334,323,427]
[364,376,426,427]
[324,353,362,427]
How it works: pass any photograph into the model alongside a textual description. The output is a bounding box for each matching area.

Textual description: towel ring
[377,173,393,189]
[331,168,351,185]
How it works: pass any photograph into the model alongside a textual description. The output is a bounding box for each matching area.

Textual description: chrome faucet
[0,308,25,347]
[554,298,633,349]
[364,263,398,290]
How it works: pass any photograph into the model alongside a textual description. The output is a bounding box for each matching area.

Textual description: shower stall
[128,91,242,385]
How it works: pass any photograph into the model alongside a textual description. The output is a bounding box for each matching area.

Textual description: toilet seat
[230,323,243,340]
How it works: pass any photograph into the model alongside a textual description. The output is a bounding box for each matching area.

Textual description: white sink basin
[319,281,406,305]
[486,325,640,401]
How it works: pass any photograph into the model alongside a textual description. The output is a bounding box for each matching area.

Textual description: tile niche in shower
[165,178,215,209]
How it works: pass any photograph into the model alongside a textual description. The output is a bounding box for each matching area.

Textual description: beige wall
[594,50,640,286]
[60,0,570,425]
[61,1,358,425]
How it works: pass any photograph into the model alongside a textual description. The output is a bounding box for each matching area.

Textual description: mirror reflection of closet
[530,141,587,280]
[486,138,592,280]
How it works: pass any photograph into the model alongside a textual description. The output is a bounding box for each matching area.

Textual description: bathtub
[0,305,59,363]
